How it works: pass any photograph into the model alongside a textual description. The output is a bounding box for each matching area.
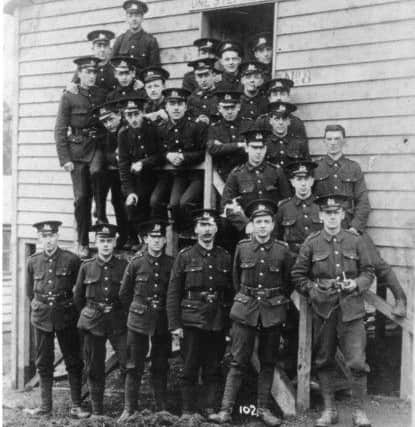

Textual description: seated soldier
[182,38,221,93]
[239,61,268,120]
[117,95,164,247]
[256,78,307,139]
[264,101,309,168]
[187,58,220,125]
[250,32,273,83]
[221,127,291,237]
[216,41,243,91]
[151,88,207,233]
[140,66,170,125]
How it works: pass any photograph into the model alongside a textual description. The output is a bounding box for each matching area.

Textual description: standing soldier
[250,32,273,83]
[112,0,160,81]
[216,41,243,91]
[314,124,406,316]
[264,101,309,168]
[209,200,293,427]
[23,221,89,419]
[221,127,291,236]
[167,209,232,416]
[239,61,268,120]
[118,218,173,422]
[55,55,107,258]
[183,38,221,94]
[74,224,128,418]
[291,194,375,427]
[186,58,220,125]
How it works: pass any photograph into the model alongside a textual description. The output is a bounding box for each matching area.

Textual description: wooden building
[5,0,414,398]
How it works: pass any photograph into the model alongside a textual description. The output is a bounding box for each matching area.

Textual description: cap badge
[255,132,262,140]
[298,165,307,173]
[327,198,336,206]
[119,60,127,68]
[224,94,232,100]
[130,3,138,9]
[171,90,178,97]
[277,105,286,112]
[127,101,137,109]
[102,227,110,233]
[248,64,256,71]
[258,37,267,45]
[44,224,52,231]
[257,204,266,211]
[98,33,106,39]
[206,41,213,48]
[223,43,231,50]
[148,70,154,76]
[153,224,161,232]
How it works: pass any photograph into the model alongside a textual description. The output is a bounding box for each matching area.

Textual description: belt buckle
[206,293,217,304]
[47,296,56,306]
[256,290,266,298]
[103,305,112,313]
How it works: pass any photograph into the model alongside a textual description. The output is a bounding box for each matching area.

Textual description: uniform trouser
[124,329,171,412]
[83,331,127,414]
[180,327,225,411]
[221,322,281,410]
[34,326,84,407]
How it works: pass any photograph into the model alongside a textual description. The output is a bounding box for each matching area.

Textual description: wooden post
[204,153,213,209]
[297,295,312,411]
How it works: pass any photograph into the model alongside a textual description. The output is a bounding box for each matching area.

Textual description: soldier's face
[218,103,240,121]
[102,112,122,133]
[246,143,267,165]
[324,131,345,157]
[115,69,135,87]
[268,89,289,103]
[254,46,272,65]
[39,232,59,253]
[195,69,215,91]
[145,235,166,253]
[126,11,144,31]
[252,215,274,238]
[195,221,217,243]
[145,79,164,100]
[319,209,345,231]
[269,114,290,136]
[78,68,97,87]
[95,236,116,257]
[290,175,314,198]
[165,100,186,120]
[124,109,144,128]
[220,51,241,73]
[92,42,111,61]
[241,72,262,92]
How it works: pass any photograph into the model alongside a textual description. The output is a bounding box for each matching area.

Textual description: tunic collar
[322,229,345,242]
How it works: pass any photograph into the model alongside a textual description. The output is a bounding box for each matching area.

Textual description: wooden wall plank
[369,191,415,210]
[18,184,73,199]
[365,173,415,191]
[369,228,414,248]
[19,170,73,184]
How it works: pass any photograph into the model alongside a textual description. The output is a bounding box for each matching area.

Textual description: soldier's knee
[348,359,370,374]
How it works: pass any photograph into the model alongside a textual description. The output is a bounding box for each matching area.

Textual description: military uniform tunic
[106,82,146,102]
[265,134,310,168]
[187,88,219,123]
[239,92,268,120]
[72,61,118,94]
[216,71,242,91]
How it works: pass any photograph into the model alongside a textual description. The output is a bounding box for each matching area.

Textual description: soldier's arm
[117,130,135,196]
[181,122,207,166]
[351,168,371,233]
[274,206,284,240]
[141,126,165,169]
[355,236,375,292]
[166,253,186,331]
[291,240,314,296]
[221,171,239,208]
[277,167,292,200]
[232,245,241,292]
[54,94,72,166]
[207,126,243,156]
[111,34,122,58]
[73,263,87,311]
[25,258,34,301]
[70,255,82,294]
[119,261,136,310]
[148,36,161,67]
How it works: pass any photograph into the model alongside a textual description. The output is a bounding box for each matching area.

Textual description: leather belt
[136,295,165,310]
[240,286,282,298]
[186,290,221,303]
[87,300,116,313]
[35,291,72,306]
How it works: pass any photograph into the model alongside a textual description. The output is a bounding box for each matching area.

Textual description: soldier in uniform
[239,61,268,120]
[117,96,164,241]
[314,124,406,316]
[256,78,307,139]
[140,66,170,125]
[24,221,89,419]
[216,41,243,91]
[167,209,232,416]
[291,194,375,427]
[74,223,128,418]
[221,127,291,236]
[118,218,173,422]
[112,0,160,80]
[209,200,294,427]
[151,88,207,232]
[250,32,273,83]
[264,101,309,169]
[55,55,107,258]
[186,57,220,125]
[207,89,249,182]
[182,38,221,93]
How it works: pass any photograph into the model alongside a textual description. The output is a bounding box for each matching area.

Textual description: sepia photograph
[1,0,414,426]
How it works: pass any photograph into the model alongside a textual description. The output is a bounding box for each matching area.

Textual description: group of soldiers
[25,1,408,426]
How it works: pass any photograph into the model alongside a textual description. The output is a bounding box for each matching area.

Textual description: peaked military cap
[95,99,122,120]
[140,66,170,83]
[240,61,264,76]
[245,199,278,219]
[215,89,242,105]
[187,57,216,71]
[218,40,243,57]
[193,38,220,54]
[110,55,137,71]
[87,30,115,44]
[138,218,169,236]
[264,78,294,94]
[192,208,218,224]
[251,32,273,51]
[91,223,118,237]
[33,220,62,234]
[285,159,318,177]
[325,124,346,138]
[268,101,297,117]
[73,55,100,70]
[241,126,271,145]
[162,87,190,101]
[118,94,147,112]
[315,194,350,211]
[123,0,148,14]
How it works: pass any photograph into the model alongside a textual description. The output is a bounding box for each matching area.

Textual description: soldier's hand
[245,222,254,235]
[171,328,184,339]
[238,142,248,150]
[63,161,74,172]
[348,227,359,236]
[126,193,138,206]
[196,114,210,125]
[65,82,78,94]
[342,278,357,293]
[133,79,144,90]
[131,161,143,173]
[157,109,168,121]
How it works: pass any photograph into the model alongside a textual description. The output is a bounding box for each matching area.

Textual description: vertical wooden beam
[272,0,279,78]
[204,153,213,209]
[297,295,312,411]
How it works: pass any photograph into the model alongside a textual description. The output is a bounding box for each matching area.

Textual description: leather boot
[257,408,282,427]
[152,376,167,411]
[257,368,273,410]
[124,371,139,414]
[23,376,53,416]
[68,373,82,407]
[181,385,195,415]
[316,371,338,427]
[70,406,91,419]
[351,376,371,427]
[89,381,104,416]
